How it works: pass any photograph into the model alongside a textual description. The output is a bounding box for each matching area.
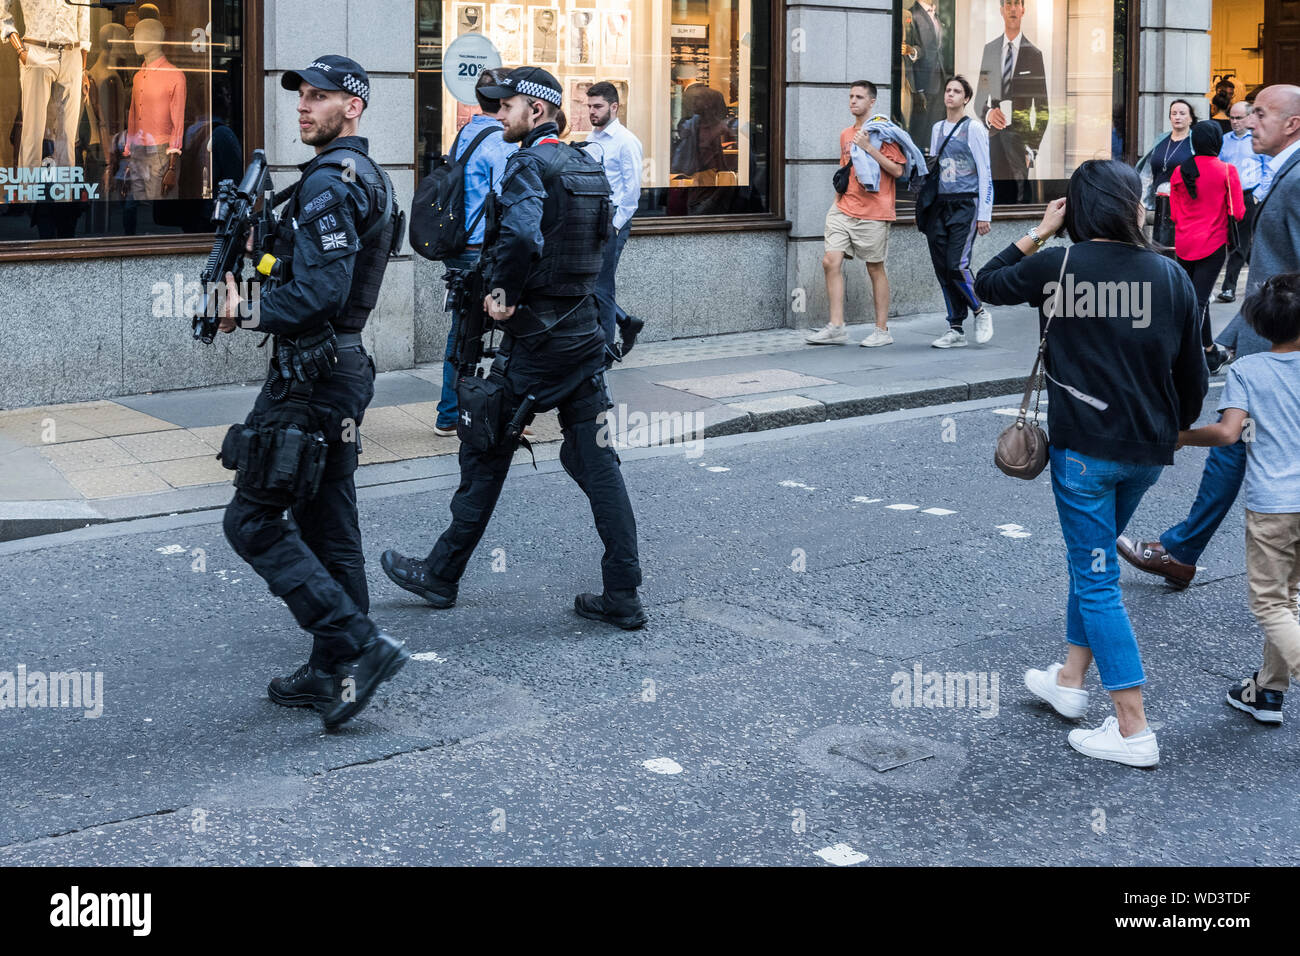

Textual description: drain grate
[830,736,935,772]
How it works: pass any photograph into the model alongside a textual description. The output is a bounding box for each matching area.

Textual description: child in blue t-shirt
[1180,274,1300,725]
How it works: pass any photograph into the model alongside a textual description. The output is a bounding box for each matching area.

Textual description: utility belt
[496,293,592,342]
[217,388,330,507]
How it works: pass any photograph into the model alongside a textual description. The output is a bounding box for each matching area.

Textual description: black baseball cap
[477,66,563,107]
[281,55,371,106]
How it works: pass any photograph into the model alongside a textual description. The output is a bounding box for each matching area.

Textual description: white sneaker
[972,308,994,344]
[806,323,848,345]
[860,328,894,348]
[931,328,967,349]
[1024,663,1089,718]
[1068,716,1160,767]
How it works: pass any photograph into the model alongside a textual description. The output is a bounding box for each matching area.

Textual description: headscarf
[1180,121,1224,199]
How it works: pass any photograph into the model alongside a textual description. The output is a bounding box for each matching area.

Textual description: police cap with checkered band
[281,55,372,106]
[476,66,563,107]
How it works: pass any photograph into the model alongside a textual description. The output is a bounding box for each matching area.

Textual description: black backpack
[410,125,498,261]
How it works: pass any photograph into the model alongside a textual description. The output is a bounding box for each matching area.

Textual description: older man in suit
[1119,84,1300,591]
[902,0,952,149]
[974,0,1048,204]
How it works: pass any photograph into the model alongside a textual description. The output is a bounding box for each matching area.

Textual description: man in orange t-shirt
[807,81,906,348]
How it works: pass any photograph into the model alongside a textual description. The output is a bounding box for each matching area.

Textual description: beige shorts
[824,205,890,262]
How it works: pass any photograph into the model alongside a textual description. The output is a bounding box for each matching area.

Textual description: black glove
[278,323,338,383]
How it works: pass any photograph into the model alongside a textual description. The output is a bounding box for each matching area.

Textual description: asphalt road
[0,392,1295,866]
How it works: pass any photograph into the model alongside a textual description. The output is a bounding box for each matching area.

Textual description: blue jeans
[594,221,631,351]
[1160,438,1248,565]
[437,250,480,429]
[1049,446,1164,691]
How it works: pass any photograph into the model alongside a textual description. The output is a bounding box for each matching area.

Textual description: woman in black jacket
[975,160,1208,768]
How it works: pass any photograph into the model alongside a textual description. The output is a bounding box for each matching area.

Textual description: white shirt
[587,117,643,231]
[1001,32,1024,82]
[0,0,90,51]
[916,0,941,42]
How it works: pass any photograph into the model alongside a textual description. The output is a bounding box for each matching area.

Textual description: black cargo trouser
[223,347,378,670]
[425,302,642,592]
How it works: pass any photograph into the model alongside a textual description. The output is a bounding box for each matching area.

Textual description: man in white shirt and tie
[586,80,645,360]
[973,0,1048,204]
[1217,100,1268,302]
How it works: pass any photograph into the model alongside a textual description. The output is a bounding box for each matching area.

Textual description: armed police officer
[216,56,409,730]
[381,67,647,629]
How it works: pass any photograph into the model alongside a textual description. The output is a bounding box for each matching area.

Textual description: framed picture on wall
[601,10,630,68]
[567,8,597,67]
[568,78,594,133]
[529,6,561,64]
[492,4,523,62]
[454,2,486,35]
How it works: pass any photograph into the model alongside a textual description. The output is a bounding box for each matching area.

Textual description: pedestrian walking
[922,75,995,349]
[1136,99,1196,248]
[586,80,645,361]
[1119,84,1300,589]
[432,69,517,437]
[806,81,912,348]
[974,160,1208,767]
[1178,275,1300,725]
[1169,119,1242,370]
[1217,101,1269,304]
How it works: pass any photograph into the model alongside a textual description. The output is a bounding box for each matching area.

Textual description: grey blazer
[1218,147,1300,357]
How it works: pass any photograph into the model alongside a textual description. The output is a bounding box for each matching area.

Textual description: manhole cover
[796,725,967,791]
[829,738,934,772]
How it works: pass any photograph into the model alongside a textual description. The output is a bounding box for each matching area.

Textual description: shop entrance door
[1263,0,1300,85]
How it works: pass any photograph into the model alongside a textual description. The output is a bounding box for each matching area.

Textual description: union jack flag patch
[320,232,349,251]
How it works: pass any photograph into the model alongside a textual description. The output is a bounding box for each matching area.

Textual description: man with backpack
[381,67,647,629]
[428,69,517,436]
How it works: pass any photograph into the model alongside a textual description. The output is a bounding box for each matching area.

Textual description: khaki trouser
[1246,510,1300,691]
[18,43,82,168]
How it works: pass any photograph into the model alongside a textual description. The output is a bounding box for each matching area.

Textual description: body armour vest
[279,144,399,333]
[524,141,612,297]
[935,119,981,196]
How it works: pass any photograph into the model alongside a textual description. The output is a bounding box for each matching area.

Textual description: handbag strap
[933,116,968,164]
[1016,246,1071,426]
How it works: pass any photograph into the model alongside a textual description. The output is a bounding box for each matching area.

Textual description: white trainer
[972,308,994,344]
[1024,663,1089,718]
[1068,716,1160,767]
[806,323,848,345]
[931,328,967,349]
[860,328,894,348]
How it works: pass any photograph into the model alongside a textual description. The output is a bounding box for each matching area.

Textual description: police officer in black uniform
[380,67,647,629]
[217,56,409,729]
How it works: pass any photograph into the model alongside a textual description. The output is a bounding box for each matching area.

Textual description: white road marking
[885,503,919,511]
[852,496,883,504]
[705,466,730,472]
[921,507,956,516]
[996,523,1032,539]
[815,843,869,866]
[779,480,817,491]
[411,651,446,663]
[642,757,684,775]
[155,544,185,554]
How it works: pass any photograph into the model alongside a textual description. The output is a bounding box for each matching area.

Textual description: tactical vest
[523,140,612,297]
[277,144,403,333]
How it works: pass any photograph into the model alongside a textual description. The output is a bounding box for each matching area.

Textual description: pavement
[1,300,1239,542]
[0,387,1291,866]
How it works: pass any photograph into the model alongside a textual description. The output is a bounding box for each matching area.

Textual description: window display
[894,0,1129,205]
[0,0,246,241]
[416,0,771,218]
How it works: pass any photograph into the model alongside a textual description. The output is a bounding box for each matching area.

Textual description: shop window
[416,0,772,220]
[893,0,1131,206]
[0,0,247,242]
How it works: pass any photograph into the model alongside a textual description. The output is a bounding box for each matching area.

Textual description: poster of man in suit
[972,0,1049,203]
[901,0,955,149]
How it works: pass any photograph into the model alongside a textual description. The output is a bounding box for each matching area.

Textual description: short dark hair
[851,80,877,99]
[587,81,618,104]
[1243,273,1300,345]
[474,67,511,113]
[945,75,972,103]
[1169,98,1200,124]
[1063,159,1152,249]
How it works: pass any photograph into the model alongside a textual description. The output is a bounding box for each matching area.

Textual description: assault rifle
[193,150,280,344]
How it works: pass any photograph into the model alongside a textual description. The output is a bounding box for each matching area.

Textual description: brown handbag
[995,247,1070,480]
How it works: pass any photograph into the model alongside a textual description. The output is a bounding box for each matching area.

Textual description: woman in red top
[1170,120,1243,369]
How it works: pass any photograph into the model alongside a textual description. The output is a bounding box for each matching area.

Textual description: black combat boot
[574,588,647,630]
[320,631,411,731]
[616,314,644,358]
[381,550,457,608]
[268,663,335,710]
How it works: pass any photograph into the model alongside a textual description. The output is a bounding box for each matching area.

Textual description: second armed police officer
[381,67,647,629]
[217,55,409,730]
